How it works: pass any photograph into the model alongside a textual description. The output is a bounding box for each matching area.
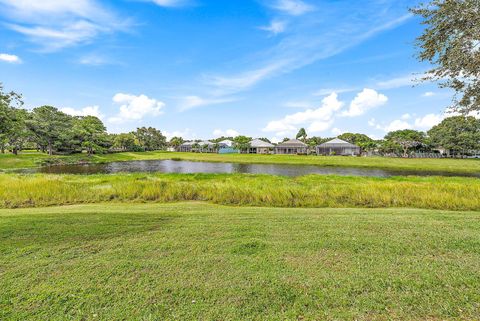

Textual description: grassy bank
[1,203,479,320]
[1,173,479,210]
[1,150,480,174]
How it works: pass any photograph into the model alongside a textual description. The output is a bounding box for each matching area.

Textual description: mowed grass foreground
[1,151,480,174]
[1,173,480,210]
[1,203,479,320]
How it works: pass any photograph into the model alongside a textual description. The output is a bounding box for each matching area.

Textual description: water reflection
[16,159,480,178]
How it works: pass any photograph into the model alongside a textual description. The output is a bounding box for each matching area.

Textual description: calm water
[17,159,480,178]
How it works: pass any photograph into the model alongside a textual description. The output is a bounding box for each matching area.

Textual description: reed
[1,173,479,210]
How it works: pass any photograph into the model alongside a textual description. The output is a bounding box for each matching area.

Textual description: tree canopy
[26,106,73,155]
[428,116,480,156]
[233,136,251,151]
[384,129,427,157]
[338,133,376,150]
[296,128,307,142]
[412,0,480,113]
[134,127,167,151]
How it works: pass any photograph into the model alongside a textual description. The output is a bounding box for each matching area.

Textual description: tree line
[291,118,480,158]
[1,84,479,157]
[0,84,167,155]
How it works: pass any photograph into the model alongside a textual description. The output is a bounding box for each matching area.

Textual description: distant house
[197,141,217,153]
[316,138,361,156]
[248,139,275,154]
[178,140,236,153]
[178,141,195,152]
[178,141,216,153]
[274,139,307,155]
[218,139,233,147]
[217,139,238,154]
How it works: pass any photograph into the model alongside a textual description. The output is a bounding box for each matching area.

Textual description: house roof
[218,139,233,147]
[319,138,359,148]
[180,141,214,147]
[250,139,274,148]
[276,139,307,148]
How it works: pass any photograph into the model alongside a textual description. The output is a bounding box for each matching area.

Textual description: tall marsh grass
[0,173,479,210]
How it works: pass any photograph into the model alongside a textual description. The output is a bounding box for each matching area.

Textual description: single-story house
[274,139,307,155]
[177,141,195,152]
[178,141,217,153]
[248,139,275,154]
[218,139,233,147]
[197,141,217,153]
[316,138,361,156]
[218,139,238,154]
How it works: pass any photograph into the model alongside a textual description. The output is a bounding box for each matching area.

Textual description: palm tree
[192,142,200,153]
[296,128,307,143]
[202,143,209,153]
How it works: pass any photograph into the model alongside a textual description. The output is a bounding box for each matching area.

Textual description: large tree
[169,136,184,149]
[134,127,167,151]
[113,133,138,151]
[6,108,30,155]
[338,133,376,150]
[0,83,23,148]
[233,135,251,152]
[73,116,109,155]
[384,130,427,157]
[411,0,480,113]
[428,116,480,157]
[26,106,73,155]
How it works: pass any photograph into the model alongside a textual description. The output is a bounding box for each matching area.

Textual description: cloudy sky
[0,0,455,141]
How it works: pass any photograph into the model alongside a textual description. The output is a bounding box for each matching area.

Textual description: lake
[17,159,480,178]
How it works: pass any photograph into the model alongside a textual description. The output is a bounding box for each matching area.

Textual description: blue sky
[0,0,456,141]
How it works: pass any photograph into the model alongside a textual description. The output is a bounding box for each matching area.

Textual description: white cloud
[164,128,196,140]
[259,20,287,35]
[331,127,342,136]
[0,53,21,63]
[313,87,356,96]
[414,113,444,129]
[108,93,165,124]
[270,137,281,144]
[401,113,411,120]
[381,113,445,133]
[271,0,315,16]
[78,54,112,66]
[208,61,287,94]
[0,0,127,51]
[308,120,333,133]
[213,129,240,137]
[179,95,236,111]
[149,0,189,7]
[283,100,314,109]
[263,92,343,135]
[203,5,412,98]
[61,105,103,119]
[375,75,414,90]
[468,111,480,119]
[384,119,412,132]
[342,88,388,117]
[423,91,435,97]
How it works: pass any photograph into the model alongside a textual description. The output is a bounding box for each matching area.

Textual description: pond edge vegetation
[1,173,479,211]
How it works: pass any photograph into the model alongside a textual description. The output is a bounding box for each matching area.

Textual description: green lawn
[1,150,480,174]
[1,203,479,320]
